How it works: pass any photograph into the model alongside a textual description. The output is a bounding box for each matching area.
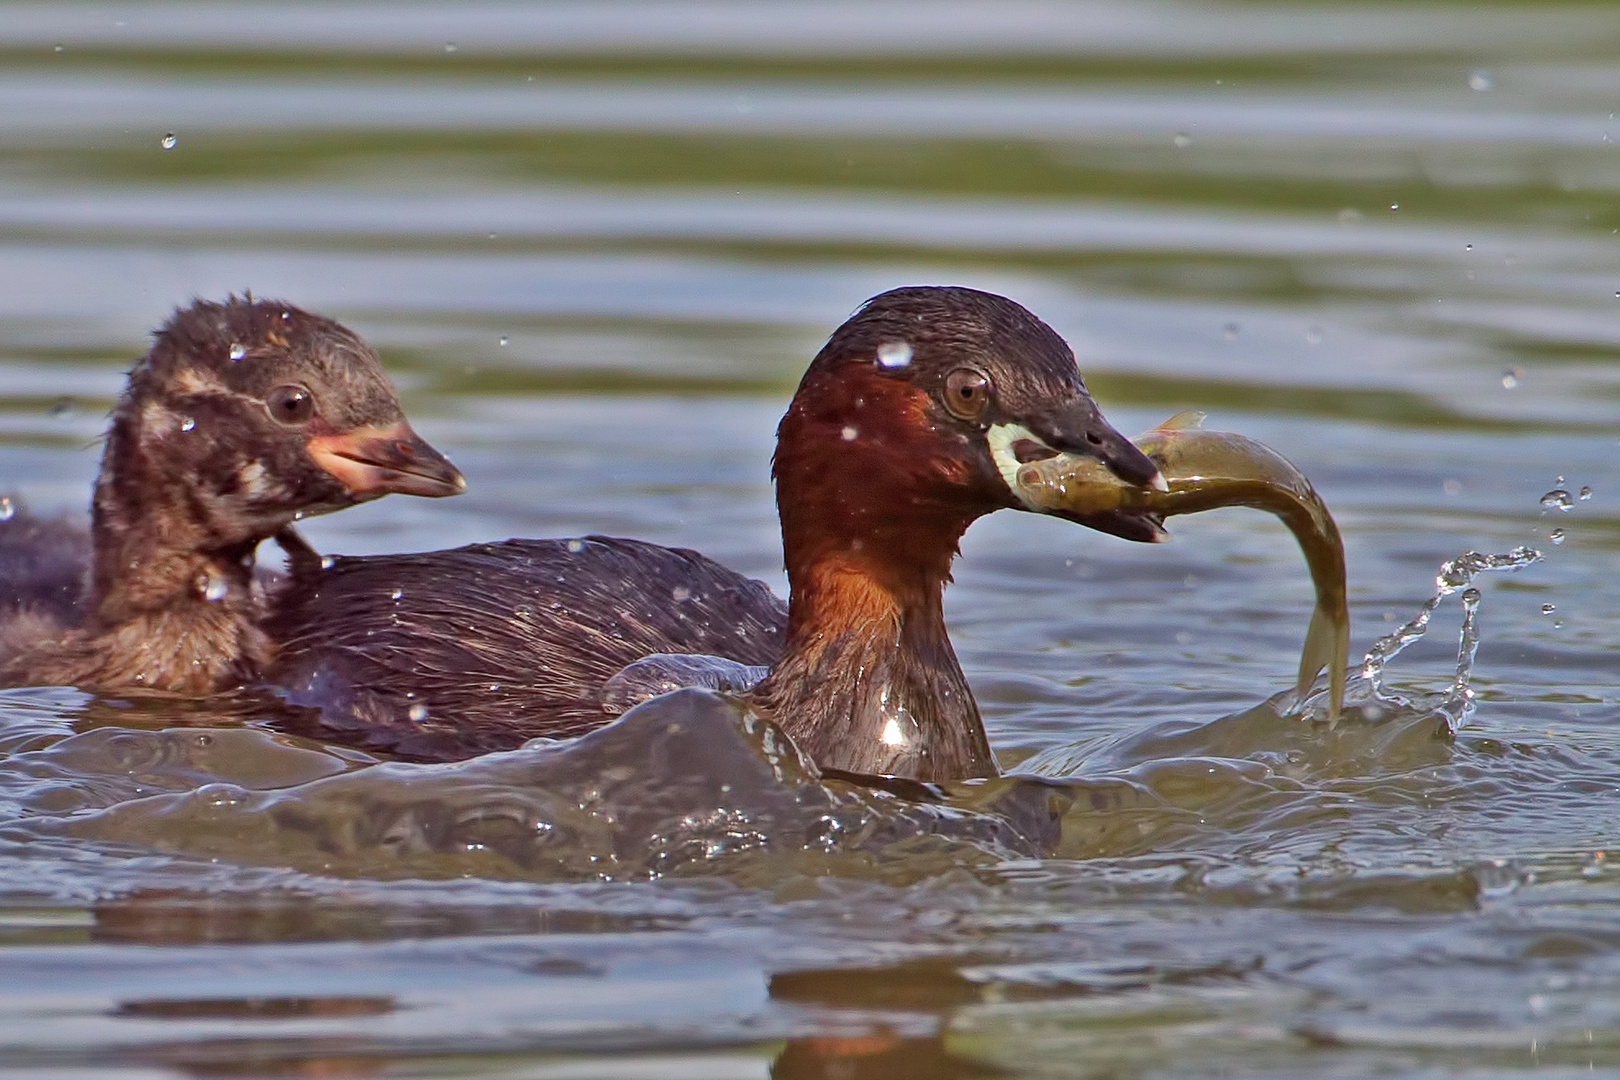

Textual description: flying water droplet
[52,44,64,53]
[179,418,195,432]
[1540,489,1573,513]
[876,341,912,368]
[1500,367,1521,389]
[228,342,246,360]
[1355,546,1541,736]
[160,133,177,150]
[48,397,74,419]
[1541,603,1556,615]
[1550,528,1565,545]
[1390,203,1399,211]
[498,336,509,347]
[408,703,430,722]
[1468,70,1493,92]
[841,426,859,441]
[1223,322,1240,339]
[0,497,14,522]
[1305,326,1323,345]
[390,587,403,601]
[566,539,584,554]
[1172,132,1191,148]
[1442,478,1462,496]
[443,42,458,53]
[671,585,691,602]
[319,556,334,570]
[1579,486,1593,500]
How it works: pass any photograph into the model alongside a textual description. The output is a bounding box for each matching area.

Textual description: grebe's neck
[747,545,996,780]
[86,404,266,687]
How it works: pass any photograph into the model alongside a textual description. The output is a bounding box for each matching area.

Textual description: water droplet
[840,425,858,441]
[566,539,584,554]
[1172,131,1191,148]
[228,342,246,360]
[1474,858,1523,898]
[1540,489,1573,513]
[1550,528,1565,545]
[1579,486,1592,500]
[1223,322,1240,339]
[408,703,430,721]
[0,497,14,522]
[319,555,334,570]
[1465,243,1473,251]
[1389,203,1399,211]
[876,341,912,368]
[1542,603,1557,615]
[1469,70,1493,92]
[1500,368,1521,389]
[1305,326,1323,345]
[498,336,509,347]
[200,575,228,602]
[52,44,64,53]
[160,133,177,150]
[443,42,458,53]
[390,587,403,601]
[179,417,195,432]
[671,585,691,602]
[47,397,74,419]
[1442,478,1462,496]
[292,510,306,521]
[281,310,290,321]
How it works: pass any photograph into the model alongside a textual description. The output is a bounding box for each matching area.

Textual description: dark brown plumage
[269,536,786,760]
[0,296,465,694]
[266,286,1166,780]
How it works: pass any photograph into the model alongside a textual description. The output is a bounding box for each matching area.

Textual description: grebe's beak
[987,395,1168,544]
[1028,395,1166,493]
[306,420,467,499]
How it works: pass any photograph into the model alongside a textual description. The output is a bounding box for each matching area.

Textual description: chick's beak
[306,420,466,499]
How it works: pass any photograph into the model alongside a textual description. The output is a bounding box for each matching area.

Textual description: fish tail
[1296,602,1349,725]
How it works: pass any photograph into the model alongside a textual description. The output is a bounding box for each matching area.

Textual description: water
[3,2,1620,1075]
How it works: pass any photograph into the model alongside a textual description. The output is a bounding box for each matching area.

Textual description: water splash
[1345,547,1541,736]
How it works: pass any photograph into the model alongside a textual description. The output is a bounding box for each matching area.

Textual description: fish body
[1015,412,1349,723]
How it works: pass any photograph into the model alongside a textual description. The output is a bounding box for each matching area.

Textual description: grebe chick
[0,297,465,694]
[267,287,1165,780]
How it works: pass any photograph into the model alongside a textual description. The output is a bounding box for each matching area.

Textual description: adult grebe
[268,287,1165,779]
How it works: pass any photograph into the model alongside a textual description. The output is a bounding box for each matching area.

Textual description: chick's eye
[266,384,316,426]
[942,368,991,421]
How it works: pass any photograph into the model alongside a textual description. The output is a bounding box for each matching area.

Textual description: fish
[1013,411,1348,723]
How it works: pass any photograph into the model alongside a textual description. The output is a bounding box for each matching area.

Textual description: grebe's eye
[942,368,991,421]
[266,384,316,426]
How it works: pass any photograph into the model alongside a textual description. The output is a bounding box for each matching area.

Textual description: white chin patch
[986,422,1051,509]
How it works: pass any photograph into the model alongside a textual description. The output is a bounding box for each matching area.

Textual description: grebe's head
[108,296,465,545]
[773,286,1166,571]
